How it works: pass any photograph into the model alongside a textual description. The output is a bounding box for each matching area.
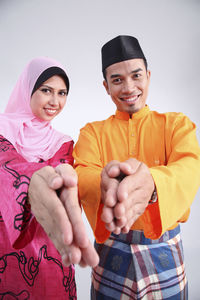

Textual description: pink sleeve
[48,140,74,167]
[0,136,74,249]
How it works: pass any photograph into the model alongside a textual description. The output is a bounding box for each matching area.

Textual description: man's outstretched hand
[101,158,155,235]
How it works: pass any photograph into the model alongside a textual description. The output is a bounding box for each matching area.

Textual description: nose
[122,78,135,94]
[49,93,59,106]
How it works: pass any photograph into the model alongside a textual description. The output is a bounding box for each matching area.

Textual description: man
[73,35,200,299]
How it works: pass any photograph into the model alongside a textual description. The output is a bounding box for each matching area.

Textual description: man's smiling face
[103,58,151,115]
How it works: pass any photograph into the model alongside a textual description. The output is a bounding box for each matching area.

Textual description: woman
[0,57,76,298]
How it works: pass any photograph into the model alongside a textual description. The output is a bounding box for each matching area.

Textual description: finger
[121,225,130,234]
[101,170,119,207]
[103,160,121,178]
[101,206,114,223]
[116,189,146,230]
[113,202,125,219]
[81,242,99,267]
[103,183,119,207]
[61,244,82,266]
[120,216,134,234]
[49,198,74,245]
[117,175,135,202]
[107,164,121,178]
[36,166,64,190]
[55,164,77,187]
[114,216,127,228]
[36,181,74,245]
[78,258,88,268]
[120,158,141,174]
[111,160,141,202]
[112,227,121,235]
[120,197,146,234]
[43,196,74,246]
[55,165,88,248]
[105,221,118,232]
[121,213,140,234]
[60,187,89,249]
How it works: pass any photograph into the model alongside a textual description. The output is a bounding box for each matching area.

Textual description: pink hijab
[0,57,72,162]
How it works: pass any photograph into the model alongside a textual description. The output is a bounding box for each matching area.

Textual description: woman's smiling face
[30,75,67,121]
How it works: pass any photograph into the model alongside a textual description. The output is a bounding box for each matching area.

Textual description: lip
[119,94,140,104]
[44,108,58,116]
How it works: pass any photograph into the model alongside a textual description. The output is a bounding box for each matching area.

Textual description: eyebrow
[131,68,143,73]
[41,84,67,91]
[110,68,143,79]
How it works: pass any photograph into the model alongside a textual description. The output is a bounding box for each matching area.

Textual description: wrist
[149,186,157,204]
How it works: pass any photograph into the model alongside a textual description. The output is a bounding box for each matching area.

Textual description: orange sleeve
[73,123,110,243]
[149,113,200,238]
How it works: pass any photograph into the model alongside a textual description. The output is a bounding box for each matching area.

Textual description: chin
[126,107,139,114]
[130,103,144,113]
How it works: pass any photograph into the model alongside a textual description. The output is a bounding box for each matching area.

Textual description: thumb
[55,164,77,188]
[119,158,141,176]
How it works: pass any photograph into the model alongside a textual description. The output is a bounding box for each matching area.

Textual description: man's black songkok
[101,35,146,72]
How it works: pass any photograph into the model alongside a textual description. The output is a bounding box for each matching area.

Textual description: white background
[0,0,199,299]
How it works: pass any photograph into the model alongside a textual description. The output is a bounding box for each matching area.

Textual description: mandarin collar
[115,105,150,121]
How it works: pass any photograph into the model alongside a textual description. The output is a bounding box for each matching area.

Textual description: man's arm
[28,164,99,267]
[74,123,157,242]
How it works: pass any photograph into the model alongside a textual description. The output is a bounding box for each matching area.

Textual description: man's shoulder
[80,115,114,130]
[150,110,186,121]
[150,110,194,131]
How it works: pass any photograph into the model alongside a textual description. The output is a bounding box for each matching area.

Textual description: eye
[112,78,122,84]
[133,73,142,79]
[41,88,51,94]
[59,90,67,96]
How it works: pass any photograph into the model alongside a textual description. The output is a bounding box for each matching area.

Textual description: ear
[103,80,110,95]
[147,70,151,80]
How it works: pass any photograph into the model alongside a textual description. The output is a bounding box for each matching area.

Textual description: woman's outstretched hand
[29,164,99,268]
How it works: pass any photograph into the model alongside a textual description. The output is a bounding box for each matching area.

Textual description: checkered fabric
[91,226,188,300]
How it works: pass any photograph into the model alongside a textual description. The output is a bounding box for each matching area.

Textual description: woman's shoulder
[0,135,16,153]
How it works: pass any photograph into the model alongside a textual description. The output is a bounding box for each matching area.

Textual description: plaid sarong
[91,226,188,299]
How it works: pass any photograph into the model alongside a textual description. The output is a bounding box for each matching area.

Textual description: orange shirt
[73,106,200,243]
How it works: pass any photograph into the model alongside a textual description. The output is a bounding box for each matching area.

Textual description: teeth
[46,109,56,113]
[122,95,138,102]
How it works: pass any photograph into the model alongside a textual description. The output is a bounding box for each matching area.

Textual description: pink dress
[0,135,77,299]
